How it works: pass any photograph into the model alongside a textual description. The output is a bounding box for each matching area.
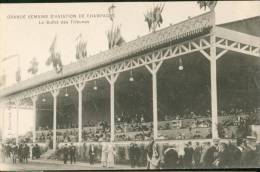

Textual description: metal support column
[51,89,59,151]
[106,73,119,142]
[75,82,86,143]
[31,96,38,143]
[145,61,163,140]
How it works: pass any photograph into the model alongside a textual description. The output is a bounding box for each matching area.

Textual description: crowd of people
[115,113,146,124]
[146,137,260,169]
[0,143,41,164]
[54,135,260,169]
[35,105,259,143]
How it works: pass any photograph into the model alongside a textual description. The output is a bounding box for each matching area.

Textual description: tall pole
[76,82,85,143]
[210,10,218,139]
[210,43,218,139]
[51,89,59,151]
[1,107,4,142]
[16,102,19,145]
[145,61,163,140]
[31,96,38,143]
[152,72,158,139]
[106,73,119,142]
[110,82,115,141]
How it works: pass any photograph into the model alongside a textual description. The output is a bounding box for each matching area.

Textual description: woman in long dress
[106,142,116,168]
[101,142,108,167]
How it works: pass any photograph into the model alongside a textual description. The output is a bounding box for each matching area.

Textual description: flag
[52,52,63,73]
[197,1,217,11]
[46,35,63,73]
[154,4,164,27]
[106,25,125,49]
[49,35,57,53]
[108,4,116,21]
[144,3,165,32]
[75,34,87,60]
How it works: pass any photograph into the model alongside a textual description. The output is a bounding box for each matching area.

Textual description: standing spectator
[18,144,23,163]
[11,144,18,164]
[146,138,160,169]
[183,141,194,168]
[255,143,260,166]
[101,142,108,167]
[35,144,41,159]
[82,142,87,161]
[241,137,257,167]
[201,141,218,168]
[69,143,77,164]
[178,143,185,168]
[21,144,26,163]
[163,144,178,169]
[63,144,69,164]
[129,143,136,168]
[129,143,140,168]
[24,144,30,163]
[32,144,36,160]
[134,143,141,167]
[106,142,116,168]
[213,142,229,168]
[193,142,202,168]
[200,142,210,167]
[1,144,6,162]
[89,143,95,165]
[226,140,241,167]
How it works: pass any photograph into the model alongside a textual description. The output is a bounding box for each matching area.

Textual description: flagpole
[0,54,20,85]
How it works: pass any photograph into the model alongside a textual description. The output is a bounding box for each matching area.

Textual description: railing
[35,113,251,143]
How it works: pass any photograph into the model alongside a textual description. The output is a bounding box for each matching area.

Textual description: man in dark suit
[89,144,95,165]
[163,144,178,169]
[214,142,229,168]
[240,137,257,167]
[69,143,77,164]
[129,143,141,168]
[63,144,69,164]
[193,142,202,168]
[201,141,218,168]
[184,141,194,168]
[129,143,136,168]
[133,143,141,167]
[226,140,241,167]
[24,144,30,163]
[35,144,40,159]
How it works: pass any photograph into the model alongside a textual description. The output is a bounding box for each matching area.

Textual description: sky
[0,1,260,137]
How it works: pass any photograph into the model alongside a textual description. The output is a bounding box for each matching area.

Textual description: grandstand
[0,11,260,152]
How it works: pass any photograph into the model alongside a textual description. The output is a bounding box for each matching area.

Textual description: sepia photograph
[0,1,260,170]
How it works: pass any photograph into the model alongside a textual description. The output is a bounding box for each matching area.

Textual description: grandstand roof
[218,16,260,37]
[0,12,214,98]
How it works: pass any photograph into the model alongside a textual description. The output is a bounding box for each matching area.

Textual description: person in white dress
[106,142,116,168]
[101,142,108,167]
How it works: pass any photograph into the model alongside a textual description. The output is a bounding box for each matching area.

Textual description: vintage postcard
[0,1,260,170]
